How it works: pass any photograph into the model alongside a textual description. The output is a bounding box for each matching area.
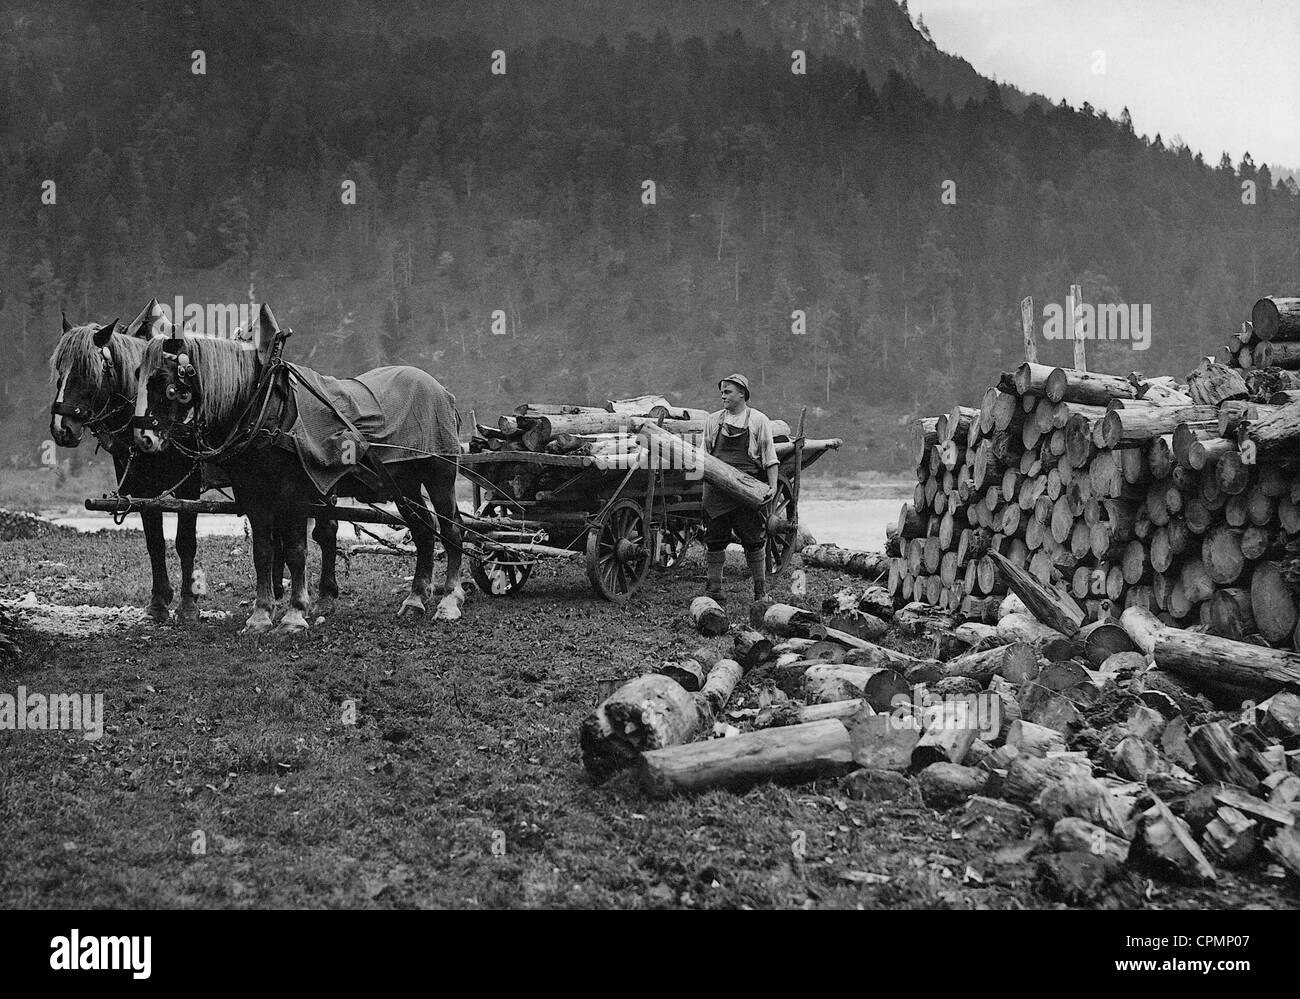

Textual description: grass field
[1,528,1295,910]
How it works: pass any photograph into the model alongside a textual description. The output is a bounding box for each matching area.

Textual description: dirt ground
[1,528,1296,910]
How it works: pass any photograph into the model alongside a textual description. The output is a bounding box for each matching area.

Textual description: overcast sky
[913,0,1300,170]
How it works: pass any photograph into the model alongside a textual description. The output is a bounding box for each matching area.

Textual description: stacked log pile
[888,295,1300,655]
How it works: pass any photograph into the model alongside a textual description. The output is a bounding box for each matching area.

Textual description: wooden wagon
[459,424,838,602]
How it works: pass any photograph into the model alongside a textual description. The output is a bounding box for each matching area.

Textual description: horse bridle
[50,341,137,448]
[137,336,291,464]
[131,340,203,449]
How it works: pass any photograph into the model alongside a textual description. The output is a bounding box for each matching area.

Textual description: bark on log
[691,596,729,636]
[1097,407,1219,449]
[639,719,855,796]
[989,551,1084,636]
[1139,619,1300,695]
[1242,401,1300,461]
[801,544,891,577]
[1045,367,1139,405]
[1186,359,1249,407]
[763,603,820,637]
[939,642,1037,684]
[581,675,708,780]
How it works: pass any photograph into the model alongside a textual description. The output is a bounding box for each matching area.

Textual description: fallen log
[690,596,729,636]
[639,719,855,796]
[1121,610,1300,695]
[800,544,889,578]
[989,551,1085,637]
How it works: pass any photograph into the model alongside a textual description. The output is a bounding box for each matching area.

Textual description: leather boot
[704,550,726,605]
[747,549,768,602]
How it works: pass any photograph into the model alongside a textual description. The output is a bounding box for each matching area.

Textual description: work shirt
[702,407,779,471]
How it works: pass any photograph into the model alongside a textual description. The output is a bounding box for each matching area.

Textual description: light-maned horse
[50,301,334,622]
[49,307,207,622]
[134,305,464,634]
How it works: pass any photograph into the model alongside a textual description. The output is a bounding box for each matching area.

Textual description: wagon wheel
[765,473,798,577]
[652,519,698,571]
[586,498,652,601]
[469,501,533,596]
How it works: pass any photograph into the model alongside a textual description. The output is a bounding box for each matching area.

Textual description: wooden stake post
[1069,283,1087,372]
[1021,296,1036,363]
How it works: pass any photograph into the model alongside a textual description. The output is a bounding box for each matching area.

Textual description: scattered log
[917,762,985,807]
[690,596,729,636]
[639,719,855,796]
[733,629,775,671]
[699,659,744,713]
[1189,722,1261,790]
[1136,794,1217,883]
[845,704,923,771]
[654,658,707,692]
[938,641,1036,685]
[1006,720,1068,757]
[580,675,707,780]
[762,603,820,637]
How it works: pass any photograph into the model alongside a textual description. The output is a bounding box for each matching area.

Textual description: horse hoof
[397,595,426,618]
[433,592,463,621]
[315,595,337,617]
[240,612,273,635]
[146,603,171,624]
[275,612,309,635]
[176,601,202,624]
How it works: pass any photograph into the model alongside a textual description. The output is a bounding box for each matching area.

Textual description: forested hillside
[3,0,1297,473]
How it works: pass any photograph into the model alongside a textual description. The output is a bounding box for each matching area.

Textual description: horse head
[48,299,173,448]
[135,304,273,453]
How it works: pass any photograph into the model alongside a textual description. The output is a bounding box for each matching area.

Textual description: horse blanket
[284,363,461,496]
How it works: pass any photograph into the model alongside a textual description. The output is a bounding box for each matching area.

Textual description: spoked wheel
[653,519,698,571]
[765,473,798,577]
[470,500,534,596]
[586,498,652,601]
[470,549,533,596]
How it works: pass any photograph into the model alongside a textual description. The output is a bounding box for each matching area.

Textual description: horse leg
[426,463,465,621]
[396,471,434,618]
[141,510,173,622]
[271,530,287,601]
[175,511,202,623]
[312,516,340,616]
[275,509,311,634]
[240,507,276,635]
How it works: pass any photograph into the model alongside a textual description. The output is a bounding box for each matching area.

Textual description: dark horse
[134,305,464,634]
[49,304,207,622]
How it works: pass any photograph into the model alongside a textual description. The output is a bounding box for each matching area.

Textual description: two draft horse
[134,305,464,634]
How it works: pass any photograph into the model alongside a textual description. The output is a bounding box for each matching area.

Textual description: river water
[48,498,902,551]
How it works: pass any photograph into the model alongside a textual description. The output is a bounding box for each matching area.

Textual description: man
[700,373,779,604]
